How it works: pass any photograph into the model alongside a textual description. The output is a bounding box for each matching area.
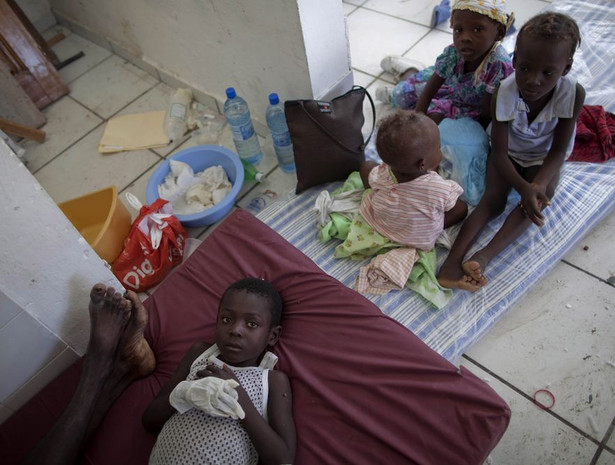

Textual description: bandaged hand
[169,376,245,419]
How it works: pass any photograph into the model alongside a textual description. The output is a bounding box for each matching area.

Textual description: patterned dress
[149,345,277,465]
[391,44,513,120]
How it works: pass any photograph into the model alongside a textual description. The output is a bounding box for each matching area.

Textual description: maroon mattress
[1,209,510,465]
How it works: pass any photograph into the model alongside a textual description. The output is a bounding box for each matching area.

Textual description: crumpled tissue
[169,376,245,419]
[158,160,232,215]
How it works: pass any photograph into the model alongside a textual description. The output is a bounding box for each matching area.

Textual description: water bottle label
[170,103,187,119]
[272,132,291,146]
[231,122,255,141]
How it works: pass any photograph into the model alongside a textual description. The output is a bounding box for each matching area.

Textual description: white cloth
[492,73,577,166]
[314,188,362,227]
[158,160,232,215]
[169,376,245,419]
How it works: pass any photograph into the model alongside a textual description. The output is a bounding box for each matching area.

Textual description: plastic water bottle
[266,93,295,173]
[165,88,192,142]
[240,158,264,182]
[223,87,263,165]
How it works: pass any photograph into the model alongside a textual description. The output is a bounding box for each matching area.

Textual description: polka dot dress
[149,346,275,465]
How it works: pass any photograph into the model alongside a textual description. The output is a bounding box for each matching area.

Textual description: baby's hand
[196,364,239,383]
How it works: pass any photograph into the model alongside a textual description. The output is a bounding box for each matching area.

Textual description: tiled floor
[18,0,615,463]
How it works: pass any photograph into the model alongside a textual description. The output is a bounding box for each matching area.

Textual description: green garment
[318,171,452,309]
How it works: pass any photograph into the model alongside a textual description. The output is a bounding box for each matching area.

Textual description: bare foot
[462,254,489,285]
[438,263,485,292]
[87,284,131,368]
[115,290,155,379]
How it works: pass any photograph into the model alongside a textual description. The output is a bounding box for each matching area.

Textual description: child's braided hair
[518,12,581,58]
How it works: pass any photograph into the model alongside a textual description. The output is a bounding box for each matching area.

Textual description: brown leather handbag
[284,85,375,193]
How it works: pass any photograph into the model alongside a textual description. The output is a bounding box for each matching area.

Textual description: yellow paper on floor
[98,111,169,153]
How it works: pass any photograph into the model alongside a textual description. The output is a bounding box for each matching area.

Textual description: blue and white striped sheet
[258,161,615,362]
[258,0,615,363]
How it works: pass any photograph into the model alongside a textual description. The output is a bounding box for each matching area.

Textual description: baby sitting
[317,111,467,307]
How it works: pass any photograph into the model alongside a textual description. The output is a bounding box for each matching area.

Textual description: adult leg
[464,166,560,277]
[438,158,511,290]
[22,285,155,465]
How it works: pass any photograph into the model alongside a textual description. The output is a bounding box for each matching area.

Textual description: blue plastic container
[146,145,244,228]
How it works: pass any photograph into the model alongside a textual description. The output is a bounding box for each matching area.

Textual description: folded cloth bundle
[169,376,245,419]
[568,105,615,163]
[356,247,418,294]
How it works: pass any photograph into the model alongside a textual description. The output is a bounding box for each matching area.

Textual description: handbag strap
[356,85,376,151]
[296,85,376,154]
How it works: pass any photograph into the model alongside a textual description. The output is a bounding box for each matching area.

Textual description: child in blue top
[377,0,514,127]
[438,12,585,291]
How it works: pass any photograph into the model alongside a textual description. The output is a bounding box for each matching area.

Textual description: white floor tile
[597,449,615,465]
[343,3,358,15]
[353,69,377,88]
[68,55,158,119]
[34,125,161,204]
[21,97,103,173]
[404,28,453,71]
[51,32,113,84]
[347,8,429,76]
[465,262,615,441]
[563,212,615,285]
[363,0,444,27]
[461,359,600,465]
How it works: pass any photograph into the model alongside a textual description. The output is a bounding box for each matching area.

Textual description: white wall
[0,141,121,424]
[50,0,353,126]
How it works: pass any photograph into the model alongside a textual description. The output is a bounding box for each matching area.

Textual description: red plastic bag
[112,193,187,292]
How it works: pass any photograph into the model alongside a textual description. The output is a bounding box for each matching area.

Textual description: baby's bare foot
[87,284,131,365]
[115,291,155,379]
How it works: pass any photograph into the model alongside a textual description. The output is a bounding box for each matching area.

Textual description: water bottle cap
[269,93,280,105]
[226,87,236,99]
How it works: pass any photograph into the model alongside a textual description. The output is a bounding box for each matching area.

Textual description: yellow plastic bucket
[58,186,131,263]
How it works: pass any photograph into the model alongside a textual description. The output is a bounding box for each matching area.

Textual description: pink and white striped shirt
[359,164,463,251]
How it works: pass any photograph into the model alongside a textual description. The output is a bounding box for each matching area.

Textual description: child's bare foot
[116,290,155,379]
[462,253,489,285]
[438,263,485,292]
[87,284,131,368]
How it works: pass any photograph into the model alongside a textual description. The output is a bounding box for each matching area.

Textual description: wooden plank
[0,116,46,142]
[5,0,60,65]
[46,33,66,48]
[0,0,68,108]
